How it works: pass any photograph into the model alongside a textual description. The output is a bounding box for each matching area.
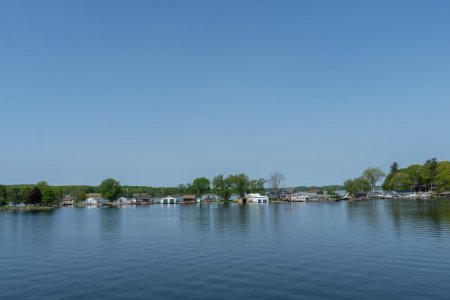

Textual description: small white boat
[85,197,98,205]
[117,197,131,204]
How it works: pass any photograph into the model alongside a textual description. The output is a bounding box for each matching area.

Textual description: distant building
[61,195,76,205]
[133,194,153,203]
[182,195,196,203]
[281,188,300,201]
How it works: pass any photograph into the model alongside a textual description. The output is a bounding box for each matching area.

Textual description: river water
[1,199,450,299]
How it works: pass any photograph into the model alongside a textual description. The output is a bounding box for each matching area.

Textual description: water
[1,200,450,299]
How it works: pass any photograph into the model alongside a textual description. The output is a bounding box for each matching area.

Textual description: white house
[246,193,269,203]
[161,196,179,204]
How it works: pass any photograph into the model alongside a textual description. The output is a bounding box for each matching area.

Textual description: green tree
[390,162,399,174]
[390,172,412,191]
[227,173,249,197]
[79,191,87,201]
[99,178,122,201]
[435,161,450,192]
[344,177,371,196]
[249,178,266,194]
[362,167,386,192]
[37,181,49,190]
[177,184,187,195]
[326,187,338,196]
[7,187,22,206]
[403,164,424,190]
[191,177,210,198]
[42,187,57,205]
[28,187,42,206]
[0,185,7,205]
[422,158,438,190]
[382,173,394,191]
[213,175,232,201]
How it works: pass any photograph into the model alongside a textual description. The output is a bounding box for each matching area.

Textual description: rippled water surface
[2,200,450,299]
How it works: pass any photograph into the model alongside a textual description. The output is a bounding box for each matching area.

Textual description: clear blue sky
[1,0,449,187]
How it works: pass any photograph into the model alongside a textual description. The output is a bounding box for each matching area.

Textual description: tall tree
[268,172,284,198]
[227,173,249,197]
[28,187,42,206]
[390,162,399,174]
[423,158,438,190]
[403,164,424,190]
[390,172,412,191]
[344,177,371,196]
[42,187,57,205]
[37,181,49,190]
[99,178,122,202]
[213,175,232,201]
[249,178,266,194]
[362,167,386,192]
[191,177,211,198]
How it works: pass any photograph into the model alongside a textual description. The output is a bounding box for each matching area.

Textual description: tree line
[0,173,270,205]
[98,174,267,202]
[382,158,450,192]
[343,158,450,196]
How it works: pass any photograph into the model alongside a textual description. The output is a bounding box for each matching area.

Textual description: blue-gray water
[1,200,450,299]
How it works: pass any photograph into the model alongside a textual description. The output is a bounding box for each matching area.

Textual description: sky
[1,0,450,187]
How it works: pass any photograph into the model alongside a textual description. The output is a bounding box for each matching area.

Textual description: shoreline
[0,206,56,211]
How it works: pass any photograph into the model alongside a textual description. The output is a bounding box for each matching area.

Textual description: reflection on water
[1,200,450,299]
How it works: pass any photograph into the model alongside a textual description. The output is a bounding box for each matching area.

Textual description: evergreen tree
[28,187,42,206]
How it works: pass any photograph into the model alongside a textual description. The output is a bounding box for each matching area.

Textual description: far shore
[0,206,56,211]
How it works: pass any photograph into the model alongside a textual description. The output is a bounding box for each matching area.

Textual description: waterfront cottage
[246,193,269,203]
[133,194,153,203]
[161,196,178,204]
[182,195,196,203]
[61,195,76,205]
